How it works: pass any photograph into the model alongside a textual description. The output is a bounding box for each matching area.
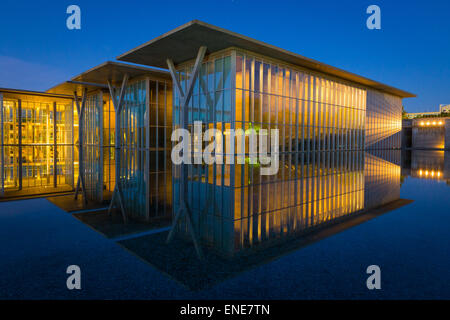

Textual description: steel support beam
[166,46,207,260]
[0,93,4,197]
[107,74,129,223]
[74,88,88,206]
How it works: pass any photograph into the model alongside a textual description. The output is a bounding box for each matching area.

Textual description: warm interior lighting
[438,121,443,125]
[419,122,424,126]
[419,170,423,176]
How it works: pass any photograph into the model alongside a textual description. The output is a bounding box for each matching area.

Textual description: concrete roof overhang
[46,81,107,96]
[71,61,170,85]
[117,20,415,98]
[47,61,170,95]
[1,87,74,102]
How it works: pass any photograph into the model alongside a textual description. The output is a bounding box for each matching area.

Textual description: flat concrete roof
[47,61,171,95]
[1,87,73,102]
[118,20,415,98]
[71,61,170,85]
[46,81,108,96]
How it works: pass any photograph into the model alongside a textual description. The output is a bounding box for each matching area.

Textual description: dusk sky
[0,0,449,113]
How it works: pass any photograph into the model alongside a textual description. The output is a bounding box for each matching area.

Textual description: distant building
[405,104,450,119]
[440,104,450,113]
[402,118,450,150]
[405,111,440,119]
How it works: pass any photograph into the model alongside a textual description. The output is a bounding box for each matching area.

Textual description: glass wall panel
[172,49,402,257]
[365,90,402,149]
[118,78,173,221]
[119,79,147,219]
[82,92,103,202]
[0,95,73,198]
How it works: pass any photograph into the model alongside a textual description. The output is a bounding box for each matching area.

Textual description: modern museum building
[0,21,415,256]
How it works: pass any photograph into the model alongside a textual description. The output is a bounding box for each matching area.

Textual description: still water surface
[0,150,448,299]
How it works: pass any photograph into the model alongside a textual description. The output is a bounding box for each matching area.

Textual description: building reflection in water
[118,150,411,290]
[401,150,450,184]
[173,151,402,257]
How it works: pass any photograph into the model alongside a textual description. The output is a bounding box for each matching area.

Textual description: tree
[402,106,409,119]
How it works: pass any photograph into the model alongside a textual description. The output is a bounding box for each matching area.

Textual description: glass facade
[172,49,404,256]
[235,51,366,152]
[81,92,104,202]
[75,90,117,203]
[118,77,173,221]
[0,92,74,197]
[366,90,402,149]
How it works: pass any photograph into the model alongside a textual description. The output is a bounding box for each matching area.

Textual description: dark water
[0,150,449,299]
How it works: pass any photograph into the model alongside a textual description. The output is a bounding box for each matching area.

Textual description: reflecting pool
[0,150,449,299]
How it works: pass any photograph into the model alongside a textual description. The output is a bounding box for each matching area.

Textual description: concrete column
[445,119,450,150]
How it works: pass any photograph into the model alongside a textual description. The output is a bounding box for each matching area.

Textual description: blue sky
[0,0,449,112]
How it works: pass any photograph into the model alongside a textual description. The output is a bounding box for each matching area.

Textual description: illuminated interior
[1,92,74,197]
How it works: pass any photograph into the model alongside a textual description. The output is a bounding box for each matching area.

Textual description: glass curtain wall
[103,95,115,197]
[365,90,402,149]
[0,95,73,197]
[82,92,104,202]
[1,99,20,192]
[119,79,147,219]
[172,50,233,252]
[118,78,172,221]
[148,79,173,221]
[74,91,115,203]
[173,49,367,255]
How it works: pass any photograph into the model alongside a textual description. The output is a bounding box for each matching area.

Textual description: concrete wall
[411,118,448,150]
[445,119,450,150]
[402,119,412,149]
